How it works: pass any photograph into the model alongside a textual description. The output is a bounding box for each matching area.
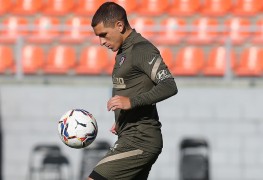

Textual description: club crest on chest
[119,56,126,66]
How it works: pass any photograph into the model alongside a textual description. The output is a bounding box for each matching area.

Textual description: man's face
[93,22,123,52]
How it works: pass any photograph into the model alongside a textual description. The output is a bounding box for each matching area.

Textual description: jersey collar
[119,29,140,52]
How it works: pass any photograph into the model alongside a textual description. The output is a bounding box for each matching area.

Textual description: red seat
[234,47,263,76]
[21,45,45,74]
[0,16,29,43]
[74,0,105,16]
[112,0,138,14]
[219,17,251,44]
[203,47,236,76]
[60,17,92,43]
[158,46,174,70]
[233,0,263,16]
[252,19,263,44]
[44,46,76,74]
[0,0,12,15]
[172,46,204,76]
[43,0,75,16]
[0,46,14,73]
[154,17,186,45]
[130,17,156,40]
[168,0,201,16]
[12,0,44,15]
[75,46,109,75]
[28,16,60,44]
[105,51,117,75]
[137,0,169,16]
[187,17,218,44]
[201,0,232,16]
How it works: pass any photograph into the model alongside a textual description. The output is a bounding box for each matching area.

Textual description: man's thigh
[89,141,159,180]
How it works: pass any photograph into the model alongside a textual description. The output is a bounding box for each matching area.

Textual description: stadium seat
[234,47,263,76]
[0,0,12,15]
[74,0,105,16]
[0,16,29,43]
[75,46,109,75]
[168,0,201,16]
[12,0,44,15]
[130,17,157,40]
[0,45,14,73]
[43,0,75,16]
[60,17,92,43]
[158,46,174,70]
[201,0,232,16]
[154,17,186,45]
[28,16,60,44]
[219,17,251,44]
[252,19,263,44]
[187,17,219,44]
[172,46,204,76]
[105,51,117,75]
[44,46,76,74]
[19,45,45,74]
[233,0,263,16]
[203,47,236,76]
[112,0,138,14]
[137,0,169,16]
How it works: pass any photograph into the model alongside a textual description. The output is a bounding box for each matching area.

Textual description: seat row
[0,0,263,16]
[0,45,263,77]
[1,16,263,45]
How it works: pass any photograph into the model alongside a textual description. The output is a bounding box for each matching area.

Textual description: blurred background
[0,0,263,180]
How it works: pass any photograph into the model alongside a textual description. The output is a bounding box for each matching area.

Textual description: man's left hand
[107,95,131,111]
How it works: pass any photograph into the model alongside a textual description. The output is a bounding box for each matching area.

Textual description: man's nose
[99,37,106,46]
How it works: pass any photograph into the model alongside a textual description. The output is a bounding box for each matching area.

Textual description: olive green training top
[112,29,178,154]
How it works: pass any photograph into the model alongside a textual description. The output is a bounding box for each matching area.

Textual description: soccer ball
[58,109,98,149]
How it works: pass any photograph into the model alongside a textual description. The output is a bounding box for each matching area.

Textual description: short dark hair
[91,2,129,28]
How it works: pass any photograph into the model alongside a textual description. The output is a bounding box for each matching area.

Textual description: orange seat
[137,0,169,16]
[105,51,117,75]
[130,17,156,40]
[219,17,251,44]
[168,0,201,16]
[233,0,263,16]
[158,46,174,70]
[203,47,236,76]
[43,0,75,16]
[172,46,204,76]
[60,16,92,43]
[252,19,263,44]
[0,46,14,73]
[154,17,186,45]
[75,46,109,75]
[20,45,45,74]
[112,0,138,14]
[0,16,29,43]
[187,17,219,44]
[44,46,76,74]
[201,0,232,16]
[28,16,60,44]
[0,0,12,15]
[74,0,105,16]
[12,0,44,15]
[234,47,263,76]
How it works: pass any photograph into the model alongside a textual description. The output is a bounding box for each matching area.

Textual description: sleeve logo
[156,70,172,82]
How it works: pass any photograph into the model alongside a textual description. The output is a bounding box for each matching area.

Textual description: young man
[89,2,178,180]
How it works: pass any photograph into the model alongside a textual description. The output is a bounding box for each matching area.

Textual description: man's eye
[100,33,107,38]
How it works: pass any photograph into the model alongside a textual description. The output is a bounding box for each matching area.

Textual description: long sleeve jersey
[112,29,178,153]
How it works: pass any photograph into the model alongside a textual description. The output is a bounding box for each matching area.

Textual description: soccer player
[88,2,178,180]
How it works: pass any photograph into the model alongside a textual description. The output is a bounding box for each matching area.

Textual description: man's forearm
[130,78,178,108]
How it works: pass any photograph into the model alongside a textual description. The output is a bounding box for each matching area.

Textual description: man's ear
[116,21,125,33]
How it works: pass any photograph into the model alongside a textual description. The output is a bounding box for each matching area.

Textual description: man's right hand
[110,123,117,135]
